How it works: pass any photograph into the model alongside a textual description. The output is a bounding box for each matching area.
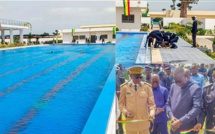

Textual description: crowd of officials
[116,63,215,134]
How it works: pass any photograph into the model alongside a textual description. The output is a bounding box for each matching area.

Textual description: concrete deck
[159,38,215,64]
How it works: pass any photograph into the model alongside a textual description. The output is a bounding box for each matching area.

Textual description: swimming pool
[0,44,115,134]
[116,32,147,67]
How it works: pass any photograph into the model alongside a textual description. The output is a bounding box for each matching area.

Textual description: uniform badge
[126,92,131,95]
[207,94,212,98]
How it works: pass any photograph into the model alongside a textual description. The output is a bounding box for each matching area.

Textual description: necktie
[134,84,137,91]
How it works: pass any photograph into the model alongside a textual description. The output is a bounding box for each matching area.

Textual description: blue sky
[0,0,214,35]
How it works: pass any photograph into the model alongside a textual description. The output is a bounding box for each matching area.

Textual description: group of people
[145,30,179,49]
[146,16,198,49]
[116,63,215,134]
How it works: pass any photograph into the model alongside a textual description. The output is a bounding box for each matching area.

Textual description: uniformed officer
[194,68,215,134]
[143,65,152,84]
[164,66,173,91]
[118,66,156,134]
[145,30,163,48]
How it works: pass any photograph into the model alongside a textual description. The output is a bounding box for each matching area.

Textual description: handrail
[0,18,26,27]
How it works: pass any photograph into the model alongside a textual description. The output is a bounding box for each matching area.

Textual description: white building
[60,24,116,44]
[116,0,148,31]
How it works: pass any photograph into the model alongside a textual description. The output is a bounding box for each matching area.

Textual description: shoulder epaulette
[144,82,151,87]
[120,82,128,87]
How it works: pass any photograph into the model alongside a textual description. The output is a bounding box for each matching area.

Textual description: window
[79,35,85,40]
[122,14,135,23]
[101,35,108,39]
[73,36,78,40]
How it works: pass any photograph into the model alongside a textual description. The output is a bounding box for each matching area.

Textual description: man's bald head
[151,74,160,88]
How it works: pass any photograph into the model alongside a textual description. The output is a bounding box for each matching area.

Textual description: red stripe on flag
[128,0,130,16]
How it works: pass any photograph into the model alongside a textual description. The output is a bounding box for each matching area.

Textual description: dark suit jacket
[166,80,202,134]
[192,20,198,33]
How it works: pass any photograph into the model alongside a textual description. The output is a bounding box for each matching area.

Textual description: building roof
[60,27,113,33]
[116,0,147,8]
[80,24,115,29]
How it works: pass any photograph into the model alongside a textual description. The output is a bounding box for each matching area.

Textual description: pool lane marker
[0,53,84,98]
[0,52,70,78]
[7,46,113,134]
[116,34,129,44]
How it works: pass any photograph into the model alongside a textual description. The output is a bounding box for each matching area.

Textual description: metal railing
[0,18,26,27]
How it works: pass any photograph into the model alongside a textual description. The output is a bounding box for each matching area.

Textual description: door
[90,35,96,43]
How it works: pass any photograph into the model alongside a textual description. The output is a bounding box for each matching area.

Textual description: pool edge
[81,66,116,134]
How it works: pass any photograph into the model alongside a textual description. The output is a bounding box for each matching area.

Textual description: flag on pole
[113,26,116,35]
[71,29,75,36]
[123,0,130,16]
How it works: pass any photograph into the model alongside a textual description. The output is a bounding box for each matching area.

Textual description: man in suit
[166,67,202,134]
[118,66,156,134]
[151,74,169,134]
[191,16,198,48]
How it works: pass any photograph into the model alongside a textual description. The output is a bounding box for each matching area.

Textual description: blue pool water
[0,44,115,134]
[116,32,147,67]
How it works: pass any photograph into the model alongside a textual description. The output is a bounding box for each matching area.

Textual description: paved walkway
[188,36,214,52]
[159,38,215,64]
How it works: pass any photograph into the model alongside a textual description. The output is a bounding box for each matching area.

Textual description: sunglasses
[135,76,143,79]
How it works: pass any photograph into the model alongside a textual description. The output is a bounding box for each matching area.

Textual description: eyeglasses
[175,80,182,84]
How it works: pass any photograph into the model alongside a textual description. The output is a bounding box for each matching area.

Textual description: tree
[53,30,59,44]
[28,32,32,45]
[172,0,176,10]
[162,8,166,11]
[177,3,181,10]
[188,5,192,10]
[41,32,49,36]
[14,36,20,46]
[36,36,40,44]
[179,0,199,18]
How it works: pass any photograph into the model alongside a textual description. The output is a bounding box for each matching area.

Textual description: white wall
[163,18,183,27]
[116,7,142,30]
[163,18,215,30]
[62,31,115,44]
[205,19,215,30]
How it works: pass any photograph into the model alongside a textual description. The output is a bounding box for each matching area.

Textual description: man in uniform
[194,68,215,134]
[151,74,169,134]
[166,67,202,134]
[164,66,173,91]
[118,66,156,134]
[191,63,205,90]
[208,64,215,83]
[145,30,164,48]
[191,16,198,48]
[143,65,152,84]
